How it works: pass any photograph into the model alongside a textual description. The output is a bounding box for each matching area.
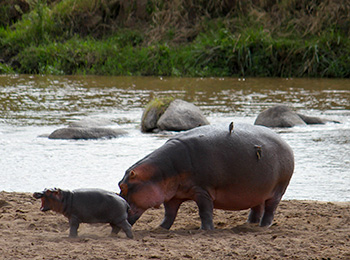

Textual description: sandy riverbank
[0,191,349,259]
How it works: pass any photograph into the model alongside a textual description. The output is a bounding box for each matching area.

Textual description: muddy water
[0,75,349,201]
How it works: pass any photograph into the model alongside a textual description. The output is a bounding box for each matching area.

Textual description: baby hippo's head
[33,188,64,212]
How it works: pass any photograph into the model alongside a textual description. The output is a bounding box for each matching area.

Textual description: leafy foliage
[0,0,349,77]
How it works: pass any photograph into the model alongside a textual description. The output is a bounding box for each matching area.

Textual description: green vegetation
[141,97,174,132]
[143,97,174,119]
[1,0,349,77]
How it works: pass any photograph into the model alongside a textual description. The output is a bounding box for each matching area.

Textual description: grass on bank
[11,27,349,78]
[0,0,349,77]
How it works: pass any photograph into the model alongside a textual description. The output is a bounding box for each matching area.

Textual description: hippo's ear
[129,170,137,179]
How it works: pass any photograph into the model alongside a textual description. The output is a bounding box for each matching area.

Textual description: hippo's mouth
[33,192,50,211]
[40,205,50,212]
[127,206,145,225]
[39,198,50,211]
[127,214,141,226]
[33,192,43,199]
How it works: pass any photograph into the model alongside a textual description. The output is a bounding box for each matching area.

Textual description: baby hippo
[33,188,133,238]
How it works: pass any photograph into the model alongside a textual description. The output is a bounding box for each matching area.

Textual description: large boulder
[254,105,339,127]
[156,99,210,131]
[48,127,126,140]
[141,98,171,132]
[254,106,306,127]
[141,99,210,132]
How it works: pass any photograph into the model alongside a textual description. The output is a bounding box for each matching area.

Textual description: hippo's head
[33,188,64,212]
[119,164,166,225]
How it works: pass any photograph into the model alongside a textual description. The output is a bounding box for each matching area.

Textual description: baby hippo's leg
[110,223,121,235]
[69,218,80,237]
[117,219,133,239]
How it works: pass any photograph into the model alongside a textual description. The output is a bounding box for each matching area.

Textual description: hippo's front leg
[194,187,214,230]
[69,217,80,237]
[160,199,183,229]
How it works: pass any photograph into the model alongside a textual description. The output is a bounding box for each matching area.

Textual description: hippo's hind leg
[110,223,121,235]
[160,198,183,230]
[247,204,264,224]
[260,196,282,227]
[114,219,133,239]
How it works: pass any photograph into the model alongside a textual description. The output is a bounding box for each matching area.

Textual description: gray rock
[141,105,164,132]
[254,106,306,127]
[157,99,209,131]
[254,105,340,128]
[297,114,327,124]
[48,127,126,140]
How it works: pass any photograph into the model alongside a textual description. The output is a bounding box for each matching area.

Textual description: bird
[254,145,262,160]
[229,122,234,134]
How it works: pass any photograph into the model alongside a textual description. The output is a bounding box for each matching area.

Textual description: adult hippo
[119,123,294,230]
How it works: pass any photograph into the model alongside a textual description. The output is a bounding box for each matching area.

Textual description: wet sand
[0,191,349,259]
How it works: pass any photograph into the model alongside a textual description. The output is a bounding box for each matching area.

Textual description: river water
[0,75,349,201]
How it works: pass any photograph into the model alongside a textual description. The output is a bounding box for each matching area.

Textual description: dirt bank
[0,191,349,259]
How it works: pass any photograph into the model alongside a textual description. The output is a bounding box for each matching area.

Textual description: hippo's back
[70,189,129,223]
[169,123,294,191]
